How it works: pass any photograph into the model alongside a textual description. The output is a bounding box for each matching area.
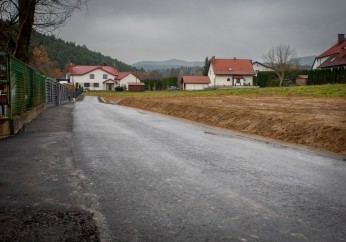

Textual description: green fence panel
[10,58,26,116]
[9,55,46,117]
[26,68,33,110]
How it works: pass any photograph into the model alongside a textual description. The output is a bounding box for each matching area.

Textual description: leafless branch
[262,44,298,86]
[33,0,88,32]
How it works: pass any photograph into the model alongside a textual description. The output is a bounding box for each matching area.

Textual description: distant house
[116,72,141,90]
[70,65,118,91]
[252,61,274,75]
[69,65,141,91]
[208,57,255,87]
[181,76,210,90]
[181,57,255,90]
[312,34,346,69]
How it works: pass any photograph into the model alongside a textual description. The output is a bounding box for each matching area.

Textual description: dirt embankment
[103,95,346,155]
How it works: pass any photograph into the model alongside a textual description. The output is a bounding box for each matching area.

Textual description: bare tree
[0,0,87,63]
[262,44,299,86]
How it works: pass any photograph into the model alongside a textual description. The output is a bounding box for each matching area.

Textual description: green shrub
[115,86,124,91]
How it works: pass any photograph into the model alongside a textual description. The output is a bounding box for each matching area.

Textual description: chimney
[338,34,345,45]
[211,56,215,63]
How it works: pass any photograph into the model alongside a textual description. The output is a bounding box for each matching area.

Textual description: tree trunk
[278,70,284,86]
[14,0,36,63]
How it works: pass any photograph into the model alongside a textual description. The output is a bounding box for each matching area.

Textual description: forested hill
[30,32,135,72]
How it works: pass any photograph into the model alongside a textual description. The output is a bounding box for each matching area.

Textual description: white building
[312,34,346,69]
[208,57,255,87]
[69,65,141,91]
[181,57,255,90]
[181,76,210,90]
[116,72,141,90]
[252,61,274,75]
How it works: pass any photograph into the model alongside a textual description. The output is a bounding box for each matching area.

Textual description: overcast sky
[56,0,346,65]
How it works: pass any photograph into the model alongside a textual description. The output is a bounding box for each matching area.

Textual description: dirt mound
[103,95,346,155]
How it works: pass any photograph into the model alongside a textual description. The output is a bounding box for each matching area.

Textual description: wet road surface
[72,96,346,241]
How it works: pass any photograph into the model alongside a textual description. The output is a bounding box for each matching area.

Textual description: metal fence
[9,56,46,117]
[0,53,10,118]
[46,78,75,106]
[0,53,78,135]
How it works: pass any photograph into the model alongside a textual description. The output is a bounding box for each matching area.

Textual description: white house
[69,65,142,91]
[180,57,255,90]
[69,65,118,91]
[116,72,141,90]
[208,57,255,87]
[312,34,346,69]
[252,61,274,75]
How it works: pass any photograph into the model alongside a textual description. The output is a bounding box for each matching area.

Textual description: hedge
[308,67,346,85]
[142,77,178,90]
[255,70,309,87]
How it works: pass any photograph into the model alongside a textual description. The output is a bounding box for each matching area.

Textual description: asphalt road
[71,96,346,241]
[1,96,345,241]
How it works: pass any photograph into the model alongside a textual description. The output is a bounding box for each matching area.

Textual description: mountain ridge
[133,56,316,71]
[132,59,204,71]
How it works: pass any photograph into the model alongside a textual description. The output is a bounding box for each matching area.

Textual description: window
[103,74,108,79]
[84,83,90,87]
[93,83,99,87]
[227,78,230,82]
[236,79,241,83]
[90,74,95,79]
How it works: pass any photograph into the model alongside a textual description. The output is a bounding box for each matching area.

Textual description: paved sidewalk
[0,102,100,241]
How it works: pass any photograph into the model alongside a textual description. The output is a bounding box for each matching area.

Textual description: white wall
[208,65,216,86]
[243,76,253,86]
[253,63,274,75]
[71,69,116,91]
[214,75,235,86]
[184,83,209,90]
[312,57,328,69]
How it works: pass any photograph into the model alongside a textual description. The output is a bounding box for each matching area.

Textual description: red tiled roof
[70,65,118,76]
[318,39,346,58]
[318,53,346,68]
[181,76,210,84]
[211,58,255,75]
[116,72,131,80]
[116,72,142,81]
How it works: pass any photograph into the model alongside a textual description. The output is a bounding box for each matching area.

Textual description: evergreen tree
[202,57,210,76]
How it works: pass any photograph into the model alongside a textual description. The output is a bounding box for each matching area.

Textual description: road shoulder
[0,102,100,241]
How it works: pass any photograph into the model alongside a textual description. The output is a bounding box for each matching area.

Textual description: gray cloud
[57,0,346,64]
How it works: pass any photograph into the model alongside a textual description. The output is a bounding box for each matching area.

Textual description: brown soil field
[102,95,346,155]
